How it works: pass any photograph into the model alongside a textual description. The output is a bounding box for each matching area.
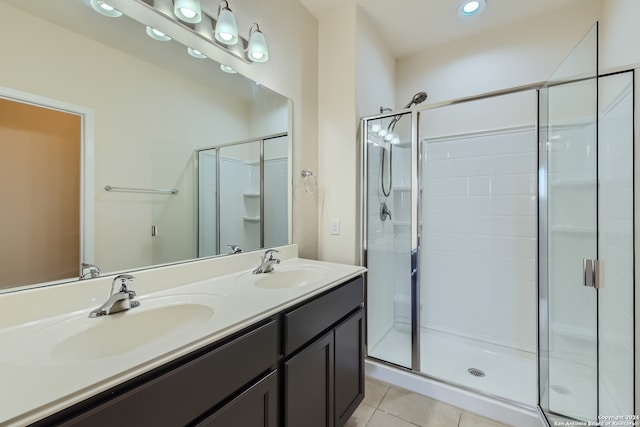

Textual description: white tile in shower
[421,128,537,354]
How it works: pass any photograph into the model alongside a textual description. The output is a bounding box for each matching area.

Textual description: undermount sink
[247,265,330,289]
[18,295,217,363]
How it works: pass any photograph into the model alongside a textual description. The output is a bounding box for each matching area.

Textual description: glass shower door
[539,24,598,423]
[364,111,414,369]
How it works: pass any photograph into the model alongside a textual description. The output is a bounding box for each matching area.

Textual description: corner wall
[396,1,602,105]
[317,6,396,264]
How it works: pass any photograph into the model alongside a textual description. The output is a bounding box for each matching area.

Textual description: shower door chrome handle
[583,259,604,289]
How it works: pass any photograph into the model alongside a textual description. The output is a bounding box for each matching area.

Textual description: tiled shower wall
[421,128,538,353]
[264,158,289,248]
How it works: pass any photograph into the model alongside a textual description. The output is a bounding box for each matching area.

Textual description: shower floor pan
[368,326,537,406]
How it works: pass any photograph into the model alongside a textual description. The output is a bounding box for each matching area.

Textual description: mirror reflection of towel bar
[104,185,179,195]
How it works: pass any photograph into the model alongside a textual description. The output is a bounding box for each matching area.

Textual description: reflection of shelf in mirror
[243,192,260,197]
[550,225,595,234]
[243,216,261,222]
[550,179,594,187]
[395,140,411,148]
[393,186,411,192]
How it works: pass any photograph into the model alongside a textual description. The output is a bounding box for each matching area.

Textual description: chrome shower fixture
[379,91,427,197]
[403,91,428,109]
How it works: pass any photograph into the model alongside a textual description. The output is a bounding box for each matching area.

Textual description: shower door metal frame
[360,82,548,410]
[360,83,543,385]
[196,131,288,256]
[537,68,637,426]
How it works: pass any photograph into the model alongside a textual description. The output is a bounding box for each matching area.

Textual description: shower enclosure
[197,133,289,257]
[361,24,635,423]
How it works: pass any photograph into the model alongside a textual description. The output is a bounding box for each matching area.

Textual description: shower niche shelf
[243,192,260,197]
[243,216,261,222]
[550,225,595,234]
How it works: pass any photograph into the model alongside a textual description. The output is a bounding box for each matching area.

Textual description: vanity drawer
[58,319,278,427]
[283,276,363,356]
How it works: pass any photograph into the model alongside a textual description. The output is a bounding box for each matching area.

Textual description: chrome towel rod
[104,185,179,195]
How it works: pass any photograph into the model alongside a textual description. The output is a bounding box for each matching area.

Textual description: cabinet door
[197,370,278,427]
[284,331,334,427]
[334,308,364,427]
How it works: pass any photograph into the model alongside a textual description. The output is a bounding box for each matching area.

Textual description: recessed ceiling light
[457,0,486,18]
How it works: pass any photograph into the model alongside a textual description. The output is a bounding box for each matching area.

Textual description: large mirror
[0,0,291,291]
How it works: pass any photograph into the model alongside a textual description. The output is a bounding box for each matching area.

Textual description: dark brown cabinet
[334,308,365,426]
[283,277,365,427]
[31,275,364,427]
[285,331,334,427]
[197,370,279,427]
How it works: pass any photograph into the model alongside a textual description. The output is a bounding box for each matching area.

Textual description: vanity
[0,245,366,427]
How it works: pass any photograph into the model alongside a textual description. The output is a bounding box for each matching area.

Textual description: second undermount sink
[19,295,218,363]
[250,265,330,289]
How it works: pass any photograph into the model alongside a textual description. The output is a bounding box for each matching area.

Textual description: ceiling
[298,0,589,58]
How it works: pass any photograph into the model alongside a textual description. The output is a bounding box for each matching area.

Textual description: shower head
[403,91,428,109]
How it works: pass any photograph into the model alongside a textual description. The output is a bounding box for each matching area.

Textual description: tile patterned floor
[346,377,513,427]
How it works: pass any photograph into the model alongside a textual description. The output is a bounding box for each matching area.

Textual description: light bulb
[463,1,480,13]
[370,122,381,133]
[215,2,238,45]
[377,128,388,138]
[188,47,207,58]
[220,64,237,73]
[458,0,486,17]
[174,0,202,23]
[384,133,394,142]
[247,24,269,62]
[89,0,123,17]
[146,26,172,41]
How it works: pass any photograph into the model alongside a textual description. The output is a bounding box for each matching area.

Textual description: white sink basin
[17,295,218,363]
[240,265,330,289]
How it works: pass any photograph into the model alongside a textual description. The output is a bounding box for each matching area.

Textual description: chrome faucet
[80,262,101,280]
[89,274,140,318]
[252,249,281,274]
[228,244,242,254]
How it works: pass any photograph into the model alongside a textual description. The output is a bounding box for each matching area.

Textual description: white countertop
[0,245,366,426]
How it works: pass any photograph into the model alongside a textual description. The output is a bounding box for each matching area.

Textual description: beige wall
[317,1,604,265]
[0,0,319,280]
[0,2,252,273]
[222,0,320,259]
[601,0,640,72]
[317,5,359,264]
[396,1,602,105]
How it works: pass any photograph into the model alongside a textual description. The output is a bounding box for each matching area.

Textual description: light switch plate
[330,218,340,235]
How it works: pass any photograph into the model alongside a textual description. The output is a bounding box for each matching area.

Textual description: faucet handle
[264,249,280,260]
[111,274,135,294]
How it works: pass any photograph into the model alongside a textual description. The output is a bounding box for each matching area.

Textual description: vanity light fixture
[146,26,172,41]
[188,47,207,58]
[174,0,202,24]
[214,0,238,45]
[89,0,123,17]
[220,64,238,73]
[457,0,486,18]
[247,23,269,62]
